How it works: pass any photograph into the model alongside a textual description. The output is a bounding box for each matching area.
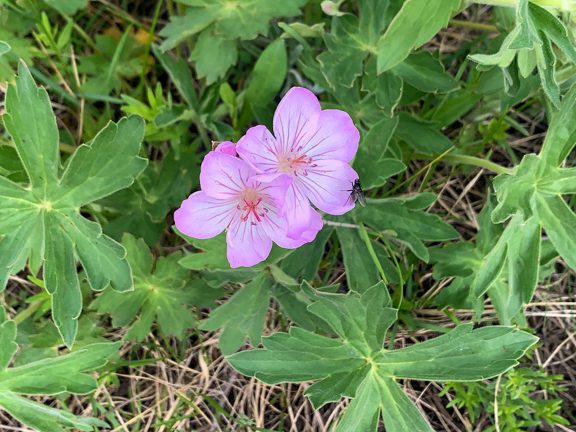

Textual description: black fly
[348,179,366,207]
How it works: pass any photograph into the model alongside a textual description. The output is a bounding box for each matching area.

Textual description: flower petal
[174,191,235,239]
[215,141,237,156]
[279,185,324,239]
[297,159,359,215]
[300,109,360,163]
[273,87,321,154]
[271,207,323,248]
[236,125,279,173]
[226,219,273,268]
[200,151,255,199]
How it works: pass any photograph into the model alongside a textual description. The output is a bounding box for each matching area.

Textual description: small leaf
[91,234,197,341]
[189,31,238,84]
[201,273,272,355]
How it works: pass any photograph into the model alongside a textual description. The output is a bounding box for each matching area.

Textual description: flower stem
[413,152,512,175]
[358,223,389,285]
[449,19,499,32]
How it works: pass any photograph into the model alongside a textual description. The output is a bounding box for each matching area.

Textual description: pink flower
[174,151,320,268]
[237,87,360,238]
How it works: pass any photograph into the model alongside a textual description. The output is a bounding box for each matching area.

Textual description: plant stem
[358,223,388,285]
[413,153,512,175]
[13,301,44,325]
[449,19,499,32]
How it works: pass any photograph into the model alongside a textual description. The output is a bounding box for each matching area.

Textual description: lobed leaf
[0,62,147,346]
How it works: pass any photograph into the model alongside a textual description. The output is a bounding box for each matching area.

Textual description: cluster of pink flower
[175,87,360,268]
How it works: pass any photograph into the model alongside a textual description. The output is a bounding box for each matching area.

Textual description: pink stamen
[241,198,262,222]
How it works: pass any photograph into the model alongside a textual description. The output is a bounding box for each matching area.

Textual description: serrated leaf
[200,273,272,355]
[469,0,576,107]
[0,62,147,346]
[228,285,536,430]
[189,31,238,84]
[159,8,217,51]
[160,0,306,52]
[91,234,197,341]
[375,324,537,380]
[0,308,117,431]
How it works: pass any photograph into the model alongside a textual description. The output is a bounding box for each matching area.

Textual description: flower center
[237,188,268,224]
[277,150,314,176]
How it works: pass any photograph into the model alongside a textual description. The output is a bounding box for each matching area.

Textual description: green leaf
[533,194,576,270]
[375,324,538,381]
[377,377,435,432]
[3,61,60,190]
[336,227,381,293]
[189,31,238,84]
[539,85,576,167]
[160,0,306,53]
[354,117,405,190]
[0,41,10,56]
[59,116,147,206]
[469,1,576,107]
[333,374,381,432]
[281,227,333,281]
[0,308,117,431]
[228,285,536,430]
[507,216,541,305]
[152,45,199,108]
[396,113,453,153]
[91,234,197,341]
[356,195,459,262]
[392,51,459,93]
[43,0,88,15]
[200,273,272,355]
[245,39,287,109]
[0,392,106,432]
[471,214,518,298]
[377,0,462,73]
[159,8,217,51]
[0,62,147,346]
[0,309,17,371]
[318,15,369,89]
